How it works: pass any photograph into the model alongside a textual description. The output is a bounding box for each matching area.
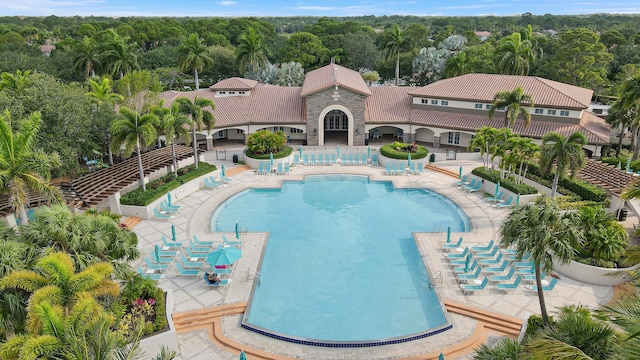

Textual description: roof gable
[408,74,593,109]
[209,77,258,91]
[301,64,371,97]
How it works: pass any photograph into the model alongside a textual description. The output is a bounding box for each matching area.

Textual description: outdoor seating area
[385,161,424,175]
[577,159,637,195]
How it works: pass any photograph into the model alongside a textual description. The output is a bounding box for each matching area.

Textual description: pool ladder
[246,269,261,287]
[428,271,442,291]
[432,226,444,235]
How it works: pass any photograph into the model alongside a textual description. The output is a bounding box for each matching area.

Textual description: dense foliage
[471,167,538,195]
[245,129,288,156]
[380,141,428,160]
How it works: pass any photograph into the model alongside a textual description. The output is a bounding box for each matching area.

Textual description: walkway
[129,152,614,359]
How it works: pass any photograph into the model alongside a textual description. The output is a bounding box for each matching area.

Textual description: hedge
[525,162,608,202]
[245,146,292,160]
[380,142,428,160]
[120,162,216,206]
[471,167,538,195]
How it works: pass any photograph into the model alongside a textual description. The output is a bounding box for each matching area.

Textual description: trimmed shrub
[245,145,292,160]
[120,162,216,206]
[380,142,428,160]
[471,167,538,195]
[245,129,287,155]
[525,162,607,202]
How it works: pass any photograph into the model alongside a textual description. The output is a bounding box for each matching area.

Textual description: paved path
[131,155,614,359]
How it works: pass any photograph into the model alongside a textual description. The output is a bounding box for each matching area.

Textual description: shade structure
[515,193,520,207]
[240,350,247,360]
[269,152,274,165]
[367,146,371,158]
[407,154,411,167]
[336,145,340,157]
[463,253,472,272]
[235,222,240,240]
[495,181,500,198]
[153,244,161,263]
[207,245,242,267]
[446,226,451,243]
[458,166,462,179]
[221,163,226,177]
[171,224,177,241]
[167,192,172,207]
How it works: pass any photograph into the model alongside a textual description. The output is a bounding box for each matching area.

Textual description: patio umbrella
[463,253,472,272]
[269,152,274,165]
[494,181,500,199]
[407,154,412,167]
[627,157,632,170]
[167,192,172,208]
[458,166,462,179]
[367,146,371,158]
[446,226,451,243]
[207,245,242,267]
[171,224,177,242]
[235,222,240,240]
[439,353,445,360]
[336,145,340,157]
[515,193,520,207]
[240,350,247,360]
[221,163,226,177]
[299,146,303,158]
[153,244,161,263]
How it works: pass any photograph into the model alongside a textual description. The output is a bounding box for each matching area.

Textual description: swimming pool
[211,175,469,346]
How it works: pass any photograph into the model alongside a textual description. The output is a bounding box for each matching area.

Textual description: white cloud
[216,1,237,5]
[294,6,338,11]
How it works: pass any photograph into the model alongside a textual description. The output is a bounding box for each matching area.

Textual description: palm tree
[86,77,123,105]
[444,52,469,78]
[488,86,534,128]
[620,74,640,158]
[235,28,268,75]
[500,196,583,325]
[382,24,414,86]
[101,29,139,80]
[110,107,158,191]
[607,98,638,157]
[0,70,31,93]
[174,97,215,169]
[72,36,100,80]
[0,233,28,339]
[468,126,499,169]
[494,32,537,75]
[474,337,523,359]
[152,103,191,177]
[178,33,213,91]
[0,110,62,225]
[539,131,587,198]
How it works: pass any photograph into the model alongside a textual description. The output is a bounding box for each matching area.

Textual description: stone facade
[305,87,368,146]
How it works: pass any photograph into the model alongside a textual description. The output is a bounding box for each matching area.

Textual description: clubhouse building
[161,63,610,157]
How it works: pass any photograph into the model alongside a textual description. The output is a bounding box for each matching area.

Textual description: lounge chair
[152,208,172,220]
[453,260,479,274]
[459,277,488,294]
[137,267,163,281]
[408,162,417,174]
[257,162,265,175]
[442,236,464,251]
[391,162,400,175]
[161,200,180,213]
[193,234,214,247]
[156,247,178,258]
[486,191,504,203]
[456,266,482,280]
[453,174,469,186]
[188,239,210,253]
[180,254,204,268]
[223,234,242,248]
[276,163,283,175]
[360,154,367,166]
[385,162,392,175]
[465,182,483,193]
[265,163,272,174]
[449,253,473,266]
[496,276,522,292]
[525,277,558,292]
[483,260,510,274]
[416,162,424,174]
[204,272,231,287]
[341,154,347,164]
[331,154,337,164]
[494,196,514,208]
[512,260,535,268]
[347,154,354,166]
[185,247,206,260]
[204,177,224,189]
[161,235,182,249]
[310,154,316,166]
[371,153,378,166]
[522,271,546,282]
[283,162,290,174]
[474,246,499,258]
[304,154,310,166]
[444,247,469,260]
[478,252,503,265]
[176,262,199,276]
[489,266,516,282]
[460,178,477,191]
[145,257,169,270]
[471,239,494,252]
[293,154,299,164]
[326,154,333,165]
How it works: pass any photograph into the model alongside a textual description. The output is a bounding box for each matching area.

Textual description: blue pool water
[211,175,469,343]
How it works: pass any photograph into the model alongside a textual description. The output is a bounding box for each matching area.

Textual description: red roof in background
[301,64,371,97]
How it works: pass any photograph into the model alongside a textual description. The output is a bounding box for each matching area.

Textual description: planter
[553,259,634,286]
[138,289,179,357]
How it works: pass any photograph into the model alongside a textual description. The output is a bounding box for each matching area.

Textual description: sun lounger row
[384,162,424,175]
[204,176,226,189]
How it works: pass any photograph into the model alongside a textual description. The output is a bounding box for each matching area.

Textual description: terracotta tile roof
[209,77,258,91]
[163,88,305,127]
[410,109,610,144]
[408,74,593,109]
[301,64,371,97]
[365,86,413,123]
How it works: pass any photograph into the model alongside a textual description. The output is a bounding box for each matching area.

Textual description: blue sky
[2,0,640,17]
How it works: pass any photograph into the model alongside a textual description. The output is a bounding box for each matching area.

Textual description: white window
[236,129,243,134]
[474,103,483,109]
[485,104,491,110]
[431,99,438,105]
[447,132,460,145]
[534,108,544,114]
[239,91,245,94]
[273,126,284,131]
[421,98,428,104]
[342,115,348,129]
[547,109,556,115]
[229,91,235,94]
[497,106,505,111]
[290,128,303,133]
[560,110,570,116]
[441,101,449,106]
[219,91,226,94]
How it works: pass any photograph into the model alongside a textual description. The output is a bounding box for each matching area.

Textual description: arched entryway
[318,105,354,146]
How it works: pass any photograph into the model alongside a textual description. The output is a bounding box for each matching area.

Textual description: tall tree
[235,28,268,75]
[620,74,640,159]
[488,86,534,128]
[110,107,158,192]
[101,29,140,80]
[607,97,638,158]
[177,33,213,91]
[500,196,582,326]
[494,30,539,75]
[72,36,100,80]
[0,110,62,225]
[539,131,587,198]
[86,77,123,106]
[444,52,469,78]
[382,24,414,86]
[152,102,191,177]
[174,97,215,169]
[281,32,327,70]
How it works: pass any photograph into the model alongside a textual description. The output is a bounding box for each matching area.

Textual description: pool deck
[131,154,614,359]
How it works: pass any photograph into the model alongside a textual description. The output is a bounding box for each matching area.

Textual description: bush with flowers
[112,274,169,338]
